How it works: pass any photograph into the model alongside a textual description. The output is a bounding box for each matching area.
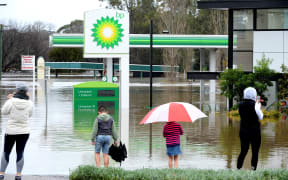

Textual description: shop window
[234,10,253,30]
[257,9,288,29]
[233,52,253,72]
[233,31,253,51]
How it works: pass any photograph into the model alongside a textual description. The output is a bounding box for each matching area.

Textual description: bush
[229,109,280,119]
[70,166,288,180]
[219,55,274,106]
[278,64,288,100]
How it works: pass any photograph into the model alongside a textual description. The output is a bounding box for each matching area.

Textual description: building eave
[198,0,288,10]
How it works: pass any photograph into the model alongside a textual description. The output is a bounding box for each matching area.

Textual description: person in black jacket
[237,87,263,170]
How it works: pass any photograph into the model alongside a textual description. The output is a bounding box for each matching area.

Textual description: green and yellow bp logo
[91,16,124,49]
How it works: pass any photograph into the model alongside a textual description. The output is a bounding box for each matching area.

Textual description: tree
[185,8,214,72]
[48,48,83,62]
[157,0,195,78]
[47,20,86,63]
[210,10,228,35]
[211,10,228,71]
[57,20,83,33]
[253,55,275,104]
[2,21,53,71]
[220,68,245,103]
[220,55,274,108]
[278,64,288,100]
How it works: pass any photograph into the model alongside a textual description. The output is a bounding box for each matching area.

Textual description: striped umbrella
[139,102,207,124]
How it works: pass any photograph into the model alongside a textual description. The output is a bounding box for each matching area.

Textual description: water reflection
[0,77,287,175]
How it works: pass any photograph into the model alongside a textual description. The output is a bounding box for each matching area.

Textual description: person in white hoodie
[237,87,264,171]
[0,83,33,180]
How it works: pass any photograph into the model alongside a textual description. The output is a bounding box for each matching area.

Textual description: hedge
[70,165,288,180]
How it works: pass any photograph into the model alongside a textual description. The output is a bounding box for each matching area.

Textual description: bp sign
[84,9,129,58]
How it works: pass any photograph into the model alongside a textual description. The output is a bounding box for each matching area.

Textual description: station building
[198,0,288,72]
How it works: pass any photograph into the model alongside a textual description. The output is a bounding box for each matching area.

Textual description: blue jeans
[95,135,111,154]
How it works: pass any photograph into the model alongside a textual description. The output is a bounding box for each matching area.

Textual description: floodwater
[0,75,288,175]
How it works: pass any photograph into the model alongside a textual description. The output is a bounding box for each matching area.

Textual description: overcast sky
[0,0,108,30]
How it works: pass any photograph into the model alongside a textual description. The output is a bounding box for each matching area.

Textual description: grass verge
[69,165,288,180]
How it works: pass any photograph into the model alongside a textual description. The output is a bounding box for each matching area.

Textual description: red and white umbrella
[139,102,207,124]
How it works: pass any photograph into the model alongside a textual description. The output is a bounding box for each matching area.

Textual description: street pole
[0,24,3,80]
[228,9,234,110]
[149,20,153,157]
[0,4,7,80]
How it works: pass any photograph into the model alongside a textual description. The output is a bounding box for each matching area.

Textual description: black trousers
[237,130,261,170]
[3,134,29,162]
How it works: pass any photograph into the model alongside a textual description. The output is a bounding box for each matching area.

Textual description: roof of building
[198,0,288,9]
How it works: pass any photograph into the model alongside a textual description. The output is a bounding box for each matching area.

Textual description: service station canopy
[50,34,230,49]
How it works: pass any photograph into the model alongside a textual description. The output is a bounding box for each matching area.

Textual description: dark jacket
[238,99,260,132]
[91,113,118,142]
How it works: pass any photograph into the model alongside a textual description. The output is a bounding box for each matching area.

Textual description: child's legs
[101,135,111,167]
[94,136,103,167]
[103,153,109,167]
[95,152,100,167]
[174,155,178,168]
[168,156,173,168]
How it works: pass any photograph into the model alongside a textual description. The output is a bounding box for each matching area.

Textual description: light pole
[0,3,7,80]
[148,28,169,156]
[149,20,153,157]
[0,24,3,80]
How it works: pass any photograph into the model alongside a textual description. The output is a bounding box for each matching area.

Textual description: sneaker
[0,175,4,180]
[15,176,21,180]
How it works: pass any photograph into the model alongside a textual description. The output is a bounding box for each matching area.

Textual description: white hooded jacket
[1,98,33,134]
[243,87,264,120]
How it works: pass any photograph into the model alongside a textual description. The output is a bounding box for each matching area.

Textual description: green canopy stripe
[50,34,234,48]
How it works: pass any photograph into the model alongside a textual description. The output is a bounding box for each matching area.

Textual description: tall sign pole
[84,9,130,149]
[149,20,153,157]
[228,9,234,110]
[0,4,7,80]
[0,24,3,80]
[21,55,35,102]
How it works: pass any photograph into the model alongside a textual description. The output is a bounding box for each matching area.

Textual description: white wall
[253,31,288,72]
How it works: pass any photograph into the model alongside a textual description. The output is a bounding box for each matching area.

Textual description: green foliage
[219,68,245,101]
[188,9,214,34]
[262,109,281,119]
[57,20,83,33]
[278,64,288,100]
[253,56,275,104]
[219,55,274,106]
[48,48,83,62]
[70,166,288,180]
[230,109,280,119]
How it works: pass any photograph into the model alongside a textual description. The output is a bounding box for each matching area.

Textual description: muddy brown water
[0,77,287,175]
